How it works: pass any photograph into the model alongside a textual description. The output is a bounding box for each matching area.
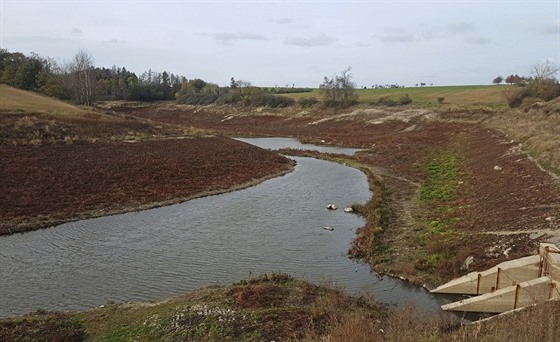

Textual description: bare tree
[70,49,95,105]
[320,66,357,107]
[531,60,559,80]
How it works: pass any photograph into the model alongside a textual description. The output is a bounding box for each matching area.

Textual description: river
[0,138,450,318]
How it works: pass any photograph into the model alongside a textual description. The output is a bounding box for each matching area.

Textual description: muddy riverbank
[116,103,560,286]
[2,101,560,287]
[0,136,294,235]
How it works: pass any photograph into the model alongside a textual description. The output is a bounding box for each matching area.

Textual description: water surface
[0,140,450,318]
[235,137,360,155]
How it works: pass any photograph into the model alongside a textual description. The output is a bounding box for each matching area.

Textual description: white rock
[503,246,514,259]
[461,256,475,271]
[494,165,503,171]
[529,232,545,240]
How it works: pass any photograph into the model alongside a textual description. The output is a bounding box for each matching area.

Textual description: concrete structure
[432,243,560,313]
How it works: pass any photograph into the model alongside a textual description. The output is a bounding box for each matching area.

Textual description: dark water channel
[0,138,451,318]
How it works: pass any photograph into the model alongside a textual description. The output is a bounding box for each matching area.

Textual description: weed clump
[373,94,412,106]
[0,312,86,342]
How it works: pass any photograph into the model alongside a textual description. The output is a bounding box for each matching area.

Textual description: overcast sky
[1,0,559,87]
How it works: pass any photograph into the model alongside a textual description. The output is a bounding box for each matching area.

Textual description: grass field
[283,84,510,106]
[0,84,90,115]
[1,83,510,113]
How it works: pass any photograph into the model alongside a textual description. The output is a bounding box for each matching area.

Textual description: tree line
[5,48,557,109]
[0,49,185,105]
[0,49,318,108]
[0,49,355,108]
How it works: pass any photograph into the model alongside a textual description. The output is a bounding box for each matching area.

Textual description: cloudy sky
[1,0,559,87]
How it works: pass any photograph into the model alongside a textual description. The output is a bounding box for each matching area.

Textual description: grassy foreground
[1,274,558,342]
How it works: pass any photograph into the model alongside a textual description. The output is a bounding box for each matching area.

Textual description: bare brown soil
[3,100,560,286]
[2,100,560,340]
[0,111,191,145]
[115,103,560,285]
[0,136,293,235]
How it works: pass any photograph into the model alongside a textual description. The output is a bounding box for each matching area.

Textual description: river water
[0,138,451,318]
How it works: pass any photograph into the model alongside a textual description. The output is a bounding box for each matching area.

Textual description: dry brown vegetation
[0,86,207,145]
[2,86,560,340]
[1,87,294,234]
[121,102,559,286]
[1,274,557,341]
[0,274,386,342]
[487,98,560,174]
[0,84,91,114]
[0,137,293,235]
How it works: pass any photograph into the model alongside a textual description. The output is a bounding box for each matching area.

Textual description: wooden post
[495,267,501,291]
[476,273,482,295]
[513,284,521,309]
[543,247,549,276]
[539,253,544,277]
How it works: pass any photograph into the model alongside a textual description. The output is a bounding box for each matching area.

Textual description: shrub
[297,96,319,108]
[505,87,529,108]
[176,93,219,105]
[528,78,560,101]
[214,93,241,105]
[506,78,560,108]
[269,87,313,94]
[251,94,295,108]
[399,94,412,105]
[374,94,412,107]
[437,97,445,104]
[320,67,358,107]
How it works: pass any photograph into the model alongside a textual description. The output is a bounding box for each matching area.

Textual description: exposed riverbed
[0,138,450,318]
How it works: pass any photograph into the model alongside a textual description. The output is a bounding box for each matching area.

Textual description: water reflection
[234,137,360,155]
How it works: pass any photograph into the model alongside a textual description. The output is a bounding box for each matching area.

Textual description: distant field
[0,84,89,114]
[283,85,510,106]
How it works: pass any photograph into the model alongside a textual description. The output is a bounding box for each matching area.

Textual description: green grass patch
[419,153,460,203]
[356,85,507,105]
[280,85,508,106]
[415,151,465,279]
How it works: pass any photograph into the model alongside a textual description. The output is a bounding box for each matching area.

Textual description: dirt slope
[115,102,560,285]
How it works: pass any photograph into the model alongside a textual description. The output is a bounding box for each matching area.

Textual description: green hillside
[283,85,509,106]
